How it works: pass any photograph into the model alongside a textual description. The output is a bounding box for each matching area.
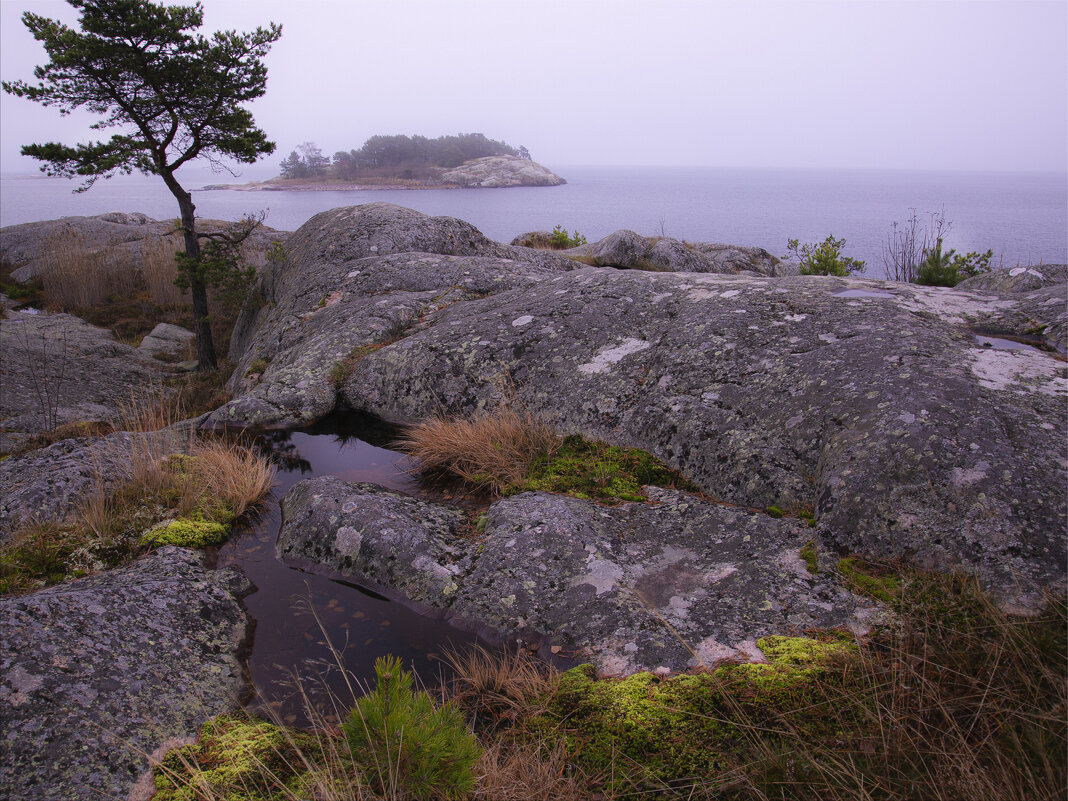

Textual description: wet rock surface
[211,203,575,428]
[340,269,1065,605]
[952,265,1068,353]
[278,476,470,606]
[0,547,250,801]
[279,477,878,675]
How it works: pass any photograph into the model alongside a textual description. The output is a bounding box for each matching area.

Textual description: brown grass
[444,645,558,729]
[38,227,138,308]
[2,427,274,595]
[37,225,186,310]
[140,230,186,306]
[473,739,594,801]
[186,438,275,520]
[117,383,189,433]
[397,406,559,494]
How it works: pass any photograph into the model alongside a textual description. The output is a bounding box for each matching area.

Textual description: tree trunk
[164,174,217,370]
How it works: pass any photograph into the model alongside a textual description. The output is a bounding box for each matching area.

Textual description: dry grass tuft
[2,425,274,595]
[117,383,189,433]
[473,739,593,801]
[187,438,276,520]
[444,645,558,728]
[397,406,558,494]
[38,226,186,310]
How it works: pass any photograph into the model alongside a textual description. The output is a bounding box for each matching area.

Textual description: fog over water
[1,1,1065,272]
[2,166,1065,274]
[1,1,1066,175]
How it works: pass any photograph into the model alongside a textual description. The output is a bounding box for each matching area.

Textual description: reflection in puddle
[216,414,488,725]
[972,333,1065,360]
[831,288,897,299]
[974,334,1044,352]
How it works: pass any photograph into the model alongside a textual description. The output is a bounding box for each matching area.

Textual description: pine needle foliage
[342,656,481,800]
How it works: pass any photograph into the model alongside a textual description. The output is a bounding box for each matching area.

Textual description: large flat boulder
[338,271,1065,605]
[567,229,784,275]
[211,204,576,428]
[0,547,250,801]
[224,205,1066,612]
[278,477,877,675]
[0,211,285,282]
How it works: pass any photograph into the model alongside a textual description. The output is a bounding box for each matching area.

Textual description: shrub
[786,235,865,276]
[916,238,994,287]
[549,225,587,250]
[344,655,481,800]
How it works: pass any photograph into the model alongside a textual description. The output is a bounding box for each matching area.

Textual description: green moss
[515,435,696,504]
[140,514,228,548]
[530,635,857,790]
[151,714,317,801]
[244,357,269,376]
[765,505,783,518]
[800,540,819,574]
[837,556,900,603]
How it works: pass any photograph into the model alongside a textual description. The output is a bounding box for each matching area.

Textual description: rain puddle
[214,413,492,725]
[831,288,898,299]
[972,332,1066,359]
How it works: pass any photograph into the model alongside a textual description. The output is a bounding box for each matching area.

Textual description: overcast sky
[1,0,1065,176]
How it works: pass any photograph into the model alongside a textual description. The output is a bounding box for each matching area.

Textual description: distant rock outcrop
[441,155,565,188]
[565,229,785,275]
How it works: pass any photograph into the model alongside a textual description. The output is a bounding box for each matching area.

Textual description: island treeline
[278,133,532,181]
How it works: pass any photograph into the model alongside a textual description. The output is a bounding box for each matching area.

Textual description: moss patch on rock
[140,514,228,549]
[516,434,696,503]
[837,556,900,603]
[529,634,857,790]
[151,714,317,801]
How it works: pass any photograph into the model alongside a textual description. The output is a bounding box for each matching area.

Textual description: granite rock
[0,547,250,801]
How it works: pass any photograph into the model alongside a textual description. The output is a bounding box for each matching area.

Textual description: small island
[203,132,566,191]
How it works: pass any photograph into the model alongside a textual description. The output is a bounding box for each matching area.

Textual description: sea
[2,165,1066,277]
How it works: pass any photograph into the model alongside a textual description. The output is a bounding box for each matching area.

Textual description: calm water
[2,166,1065,275]
[216,415,493,724]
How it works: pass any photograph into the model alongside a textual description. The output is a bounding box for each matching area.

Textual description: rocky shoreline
[1,203,1065,799]
[203,154,566,192]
